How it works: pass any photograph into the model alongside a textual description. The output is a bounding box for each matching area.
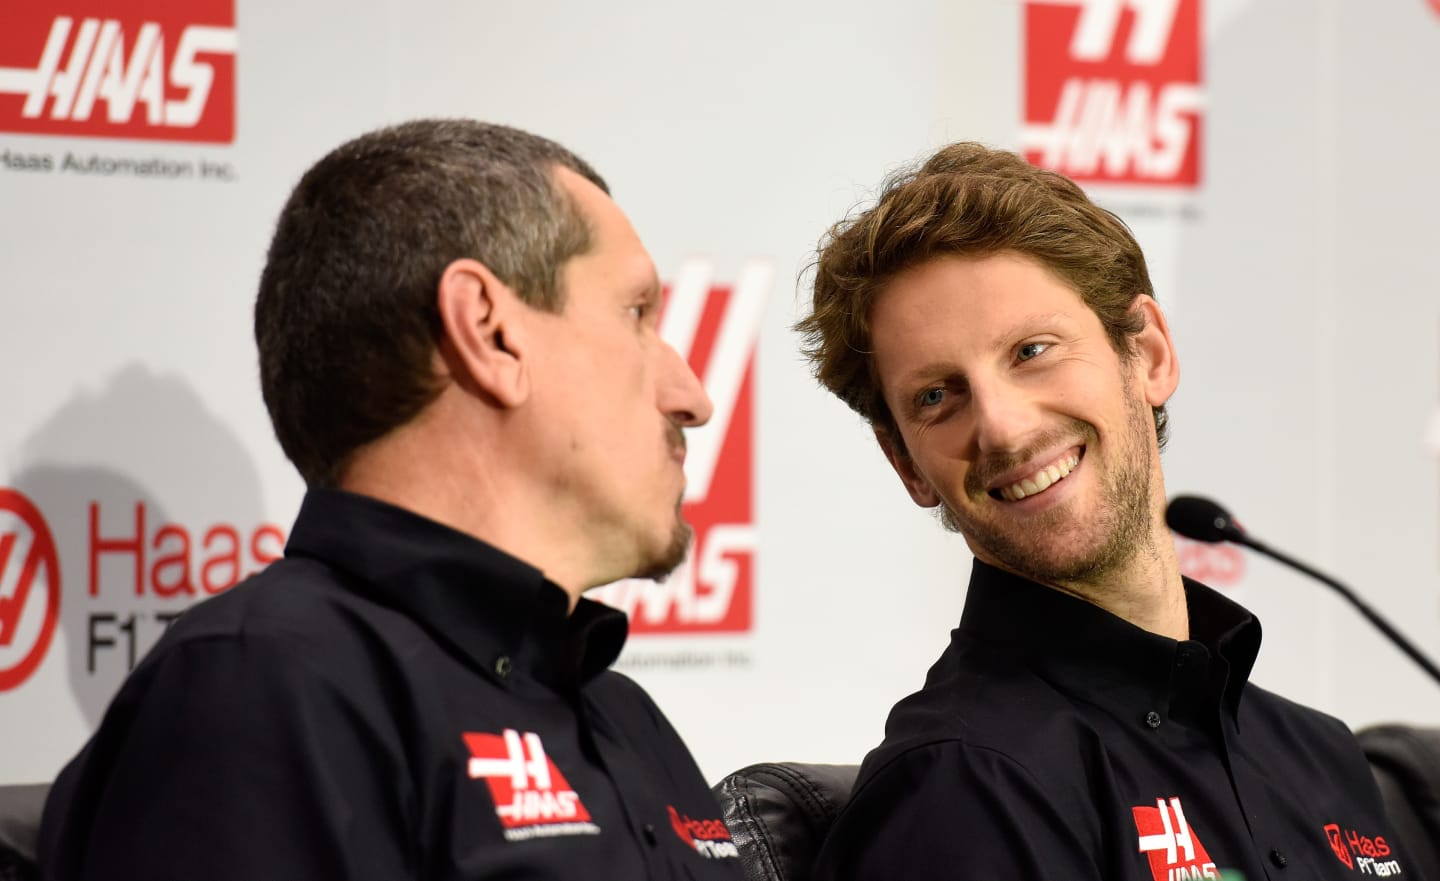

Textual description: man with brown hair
[802,143,1414,880]
[38,119,744,881]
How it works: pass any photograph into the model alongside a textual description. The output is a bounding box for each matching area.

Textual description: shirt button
[1144,711,1162,729]
[494,655,513,679]
[642,823,658,846]
[1270,848,1288,868]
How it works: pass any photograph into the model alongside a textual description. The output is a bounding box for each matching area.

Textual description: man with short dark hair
[801,142,1418,880]
[39,119,744,881]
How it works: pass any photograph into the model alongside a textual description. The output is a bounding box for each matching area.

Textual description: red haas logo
[1326,824,1355,869]
[0,0,236,143]
[0,490,61,692]
[594,259,769,633]
[1323,823,1400,875]
[667,805,738,859]
[1022,0,1203,186]
[1133,797,1219,881]
[463,729,599,841]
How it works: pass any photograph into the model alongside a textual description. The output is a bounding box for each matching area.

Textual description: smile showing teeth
[998,453,1081,501]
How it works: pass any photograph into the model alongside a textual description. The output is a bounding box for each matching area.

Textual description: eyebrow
[891,311,1075,393]
[986,311,1072,351]
[894,361,968,397]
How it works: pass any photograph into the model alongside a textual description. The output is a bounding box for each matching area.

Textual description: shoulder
[816,737,1103,880]
[1237,682,1377,785]
[1241,681,1355,741]
[96,555,436,738]
[142,556,425,673]
[585,669,674,734]
[873,646,1103,772]
[842,652,1108,828]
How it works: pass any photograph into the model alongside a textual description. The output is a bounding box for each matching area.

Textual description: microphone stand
[1233,532,1440,689]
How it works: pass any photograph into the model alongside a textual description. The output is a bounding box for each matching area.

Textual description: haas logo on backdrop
[0,0,236,143]
[1173,535,1244,588]
[1022,0,1203,186]
[0,490,62,693]
[593,259,770,634]
[0,487,286,692]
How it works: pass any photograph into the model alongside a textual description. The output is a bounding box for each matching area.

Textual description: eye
[1017,341,1050,362]
[918,387,946,408]
[628,302,651,322]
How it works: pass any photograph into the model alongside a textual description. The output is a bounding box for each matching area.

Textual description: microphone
[1166,494,1440,689]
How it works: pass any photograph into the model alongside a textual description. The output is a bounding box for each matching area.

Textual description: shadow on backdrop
[11,363,273,731]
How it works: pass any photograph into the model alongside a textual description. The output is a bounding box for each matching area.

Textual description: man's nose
[659,342,713,428]
[969,379,1041,455]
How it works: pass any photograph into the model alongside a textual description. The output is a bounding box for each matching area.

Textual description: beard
[937,377,1157,586]
[629,503,694,583]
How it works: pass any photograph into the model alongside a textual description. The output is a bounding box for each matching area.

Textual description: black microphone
[1166,494,1440,689]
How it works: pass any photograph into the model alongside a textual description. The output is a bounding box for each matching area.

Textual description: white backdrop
[2,0,1439,786]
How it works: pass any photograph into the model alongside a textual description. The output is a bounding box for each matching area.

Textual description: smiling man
[39,120,743,881]
[801,143,1415,880]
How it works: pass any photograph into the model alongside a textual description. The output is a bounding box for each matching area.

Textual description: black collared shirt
[39,489,743,881]
[814,560,1421,881]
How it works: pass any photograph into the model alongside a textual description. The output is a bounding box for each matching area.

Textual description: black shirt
[814,560,1421,881]
[39,489,743,881]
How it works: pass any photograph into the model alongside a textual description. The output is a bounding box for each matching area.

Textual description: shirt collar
[956,560,1262,722]
[284,488,628,687]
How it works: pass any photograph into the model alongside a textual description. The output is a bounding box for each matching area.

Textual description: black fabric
[0,851,37,881]
[38,488,742,881]
[713,763,858,881]
[812,560,1425,881]
[1359,724,1440,881]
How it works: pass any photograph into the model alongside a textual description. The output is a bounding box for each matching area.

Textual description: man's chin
[943,504,1126,583]
[630,521,694,583]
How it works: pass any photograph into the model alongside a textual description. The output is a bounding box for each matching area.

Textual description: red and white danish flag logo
[463,729,600,841]
[1022,0,1203,186]
[1133,797,1220,880]
[593,258,769,633]
[0,0,237,143]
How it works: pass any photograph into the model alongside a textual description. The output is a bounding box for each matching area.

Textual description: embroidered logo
[463,729,600,841]
[667,805,738,859]
[1323,823,1403,876]
[1133,797,1219,881]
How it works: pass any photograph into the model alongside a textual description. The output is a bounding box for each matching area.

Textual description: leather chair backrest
[0,783,46,881]
[1357,724,1440,881]
[712,763,858,881]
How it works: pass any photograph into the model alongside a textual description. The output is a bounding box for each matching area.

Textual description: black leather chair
[713,725,1440,881]
[712,763,858,881]
[1357,724,1440,879]
[0,783,46,881]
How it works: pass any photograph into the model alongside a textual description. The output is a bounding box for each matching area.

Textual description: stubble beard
[631,504,693,583]
[938,379,1157,586]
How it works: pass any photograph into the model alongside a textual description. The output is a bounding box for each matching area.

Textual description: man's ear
[436,258,530,408]
[875,427,941,508]
[1128,295,1180,409]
